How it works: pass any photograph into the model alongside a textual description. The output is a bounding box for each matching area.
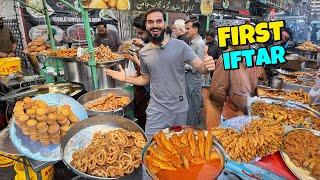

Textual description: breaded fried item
[198,131,205,160]
[205,131,213,161]
[186,129,197,157]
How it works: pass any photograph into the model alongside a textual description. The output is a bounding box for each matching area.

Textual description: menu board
[130,0,202,14]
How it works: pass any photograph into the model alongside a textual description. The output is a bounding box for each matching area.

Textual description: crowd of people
[104,8,273,140]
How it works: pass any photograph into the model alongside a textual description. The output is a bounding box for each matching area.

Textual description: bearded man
[106,8,215,139]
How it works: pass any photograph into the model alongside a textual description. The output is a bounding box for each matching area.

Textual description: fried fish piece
[147,155,177,170]
[205,131,213,161]
[186,129,197,157]
[198,131,205,160]
[148,146,171,162]
[158,131,178,154]
[145,155,166,174]
[170,133,184,148]
[179,132,189,146]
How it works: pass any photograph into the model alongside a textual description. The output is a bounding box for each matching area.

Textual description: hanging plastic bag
[125,61,137,77]
[309,69,320,104]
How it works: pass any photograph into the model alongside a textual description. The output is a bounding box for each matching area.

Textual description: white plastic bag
[125,61,137,77]
[309,69,320,103]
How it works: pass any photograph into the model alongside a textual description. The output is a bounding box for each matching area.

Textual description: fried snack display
[251,101,320,130]
[258,88,310,104]
[145,129,223,179]
[23,37,51,56]
[296,41,319,52]
[70,129,146,178]
[283,130,320,179]
[278,75,302,84]
[13,97,79,146]
[84,93,130,111]
[79,45,123,62]
[48,48,77,58]
[212,119,284,163]
[311,104,320,112]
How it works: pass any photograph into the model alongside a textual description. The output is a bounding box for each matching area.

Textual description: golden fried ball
[18,114,30,122]
[23,97,32,103]
[26,108,36,116]
[36,108,47,116]
[48,113,57,121]
[26,119,37,128]
[48,106,57,113]
[61,108,71,116]
[13,106,24,113]
[68,115,79,123]
[36,116,47,122]
[23,102,33,110]
[15,101,24,107]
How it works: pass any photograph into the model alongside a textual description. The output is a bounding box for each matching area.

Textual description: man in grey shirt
[94,22,122,52]
[106,8,215,139]
[185,19,206,127]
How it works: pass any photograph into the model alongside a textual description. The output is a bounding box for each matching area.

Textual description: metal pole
[78,0,98,90]
[42,0,56,50]
[206,16,210,31]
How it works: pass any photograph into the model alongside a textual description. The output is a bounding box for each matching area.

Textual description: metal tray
[141,126,225,180]
[78,58,125,68]
[9,93,88,162]
[77,88,134,117]
[256,85,311,104]
[60,115,146,180]
[248,97,320,118]
[280,128,320,180]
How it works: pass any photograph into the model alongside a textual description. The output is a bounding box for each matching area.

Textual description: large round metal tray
[60,115,146,180]
[77,58,125,68]
[77,88,134,117]
[141,126,225,179]
[280,128,320,180]
[9,93,88,161]
[248,97,320,122]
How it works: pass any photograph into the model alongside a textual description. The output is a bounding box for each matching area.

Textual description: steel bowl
[60,115,146,180]
[141,126,226,179]
[77,88,134,117]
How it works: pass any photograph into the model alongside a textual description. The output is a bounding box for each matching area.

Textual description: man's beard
[142,36,149,44]
[147,28,165,44]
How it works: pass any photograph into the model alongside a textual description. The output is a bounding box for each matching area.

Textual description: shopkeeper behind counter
[0,17,17,58]
[94,22,122,52]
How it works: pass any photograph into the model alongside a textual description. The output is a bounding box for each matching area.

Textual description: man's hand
[132,38,144,47]
[106,64,126,82]
[129,53,140,67]
[8,53,15,57]
[203,46,215,71]
[0,52,8,58]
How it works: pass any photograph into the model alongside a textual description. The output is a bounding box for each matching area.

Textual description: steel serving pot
[77,59,126,91]
[60,115,146,180]
[77,88,134,117]
[141,126,226,179]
